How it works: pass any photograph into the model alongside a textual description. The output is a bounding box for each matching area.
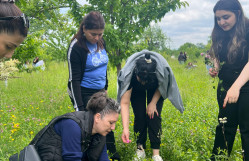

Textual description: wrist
[123,128,129,132]
[231,83,242,91]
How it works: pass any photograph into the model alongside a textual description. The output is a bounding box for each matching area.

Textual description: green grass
[0,57,244,161]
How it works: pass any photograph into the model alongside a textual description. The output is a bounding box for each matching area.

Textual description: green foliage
[43,16,76,61]
[19,63,44,74]
[83,0,188,73]
[15,0,83,62]
[0,58,244,161]
[139,24,171,52]
[12,31,47,64]
[178,42,206,61]
[205,36,212,52]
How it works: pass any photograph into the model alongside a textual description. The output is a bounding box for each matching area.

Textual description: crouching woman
[30,92,120,161]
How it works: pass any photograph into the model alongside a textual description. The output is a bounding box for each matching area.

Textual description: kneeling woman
[117,50,184,161]
[31,92,120,161]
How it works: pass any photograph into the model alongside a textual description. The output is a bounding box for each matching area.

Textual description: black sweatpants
[130,88,164,149]
[70,87,117,154]
[212,84,249,160]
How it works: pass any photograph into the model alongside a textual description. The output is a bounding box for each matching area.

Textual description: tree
[13,31,46,63]
[83,0,188,74]
[13,0,83,62]
[178,42,206,60]
[139,24,171,52]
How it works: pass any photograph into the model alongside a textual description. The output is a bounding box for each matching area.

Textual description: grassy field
[0,56,244,161]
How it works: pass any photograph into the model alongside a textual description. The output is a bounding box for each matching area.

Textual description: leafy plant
[0,59,20,80]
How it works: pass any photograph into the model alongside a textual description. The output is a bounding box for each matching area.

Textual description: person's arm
[120,89,132,144]
[68,44,85,110]
[223,61,249,107]
[54,119,82,161]
[146,88,161,119]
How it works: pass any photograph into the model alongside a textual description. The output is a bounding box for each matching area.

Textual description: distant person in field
[209,0,249,160]
[117,50,184,161]
[32,56,39,65]
[0,0,28,59]
[186,62,197,69]
[178,51,186,64]
[26,92,120,161]
[32,56,45,70]
[184,51,187,61]
[66,11,120,160]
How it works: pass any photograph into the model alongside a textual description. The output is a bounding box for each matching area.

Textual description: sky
[76,0,249,49]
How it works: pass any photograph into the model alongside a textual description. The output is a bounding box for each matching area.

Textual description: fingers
[223,96,238,108]
[148,110,159,119]
[209,68,218,77]
[121,134,127,143]
[122,133,130,143]
[151,112,154,119]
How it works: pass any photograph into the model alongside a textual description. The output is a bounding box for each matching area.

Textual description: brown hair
[86,92,120,118]
[71,11,105,52]
[0,2,28,37]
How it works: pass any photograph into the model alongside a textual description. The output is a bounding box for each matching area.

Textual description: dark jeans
[211,84,249,161]
[70,87,118,154]
[130,88,164,149]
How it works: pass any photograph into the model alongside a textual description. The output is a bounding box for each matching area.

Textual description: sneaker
[152,155,163,161]
[134,145,146,161]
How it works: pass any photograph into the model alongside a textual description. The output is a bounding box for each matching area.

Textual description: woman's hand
[209,68,218,78]
[120,89,132,144]
[122,128,131,143]
[223,86,240,108]
[222,62,249,107]
[146,102,158,119]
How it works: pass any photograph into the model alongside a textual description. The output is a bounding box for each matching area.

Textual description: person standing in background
[178,51,186,64]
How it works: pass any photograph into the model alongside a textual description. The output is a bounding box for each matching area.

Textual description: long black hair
[135,53,157,85]
[210,0,249,64]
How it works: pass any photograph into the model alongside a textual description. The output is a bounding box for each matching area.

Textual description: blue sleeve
[54,119,83,161]
[98,144,109,161]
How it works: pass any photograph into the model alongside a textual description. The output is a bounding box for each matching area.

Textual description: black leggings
[212,84,249,160]
[130,88,164,149]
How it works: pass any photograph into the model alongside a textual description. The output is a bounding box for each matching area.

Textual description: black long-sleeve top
[218,30,249,92]
[67,38,108,109]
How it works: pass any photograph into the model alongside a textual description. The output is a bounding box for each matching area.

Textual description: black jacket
[30,111,106,161]
[67,38,108,109]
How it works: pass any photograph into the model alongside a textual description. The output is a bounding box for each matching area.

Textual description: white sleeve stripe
[67,39,79,109]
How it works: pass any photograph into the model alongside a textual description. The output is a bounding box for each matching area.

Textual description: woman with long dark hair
[209,0,249,160]
[67,11,119,160]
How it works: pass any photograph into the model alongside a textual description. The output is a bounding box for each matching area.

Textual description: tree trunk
[115,49,122,76]
[116,63,121,76]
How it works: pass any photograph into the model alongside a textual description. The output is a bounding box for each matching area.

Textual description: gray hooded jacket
[117,50,184,113]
